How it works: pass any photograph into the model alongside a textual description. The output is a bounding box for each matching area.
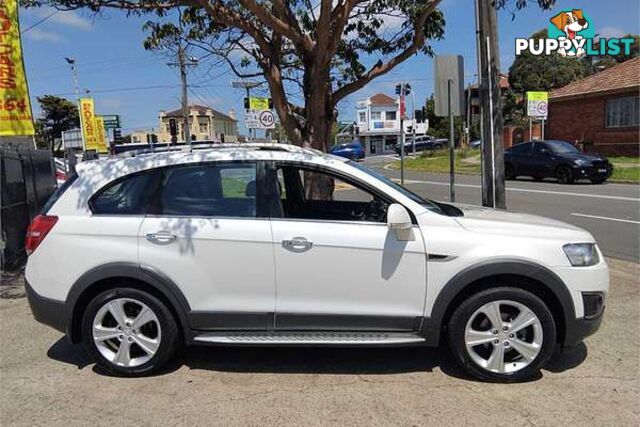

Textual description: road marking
[398,179,640,202]
[570,213,640,224]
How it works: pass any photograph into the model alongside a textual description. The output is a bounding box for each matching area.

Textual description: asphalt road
[1,258,638,426]
[363,156,640,262]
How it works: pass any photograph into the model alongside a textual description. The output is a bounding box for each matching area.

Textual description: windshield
[348,161,444,214]
[544,140,580,154]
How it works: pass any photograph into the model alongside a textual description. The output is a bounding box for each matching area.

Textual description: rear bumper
[25,280,69,336]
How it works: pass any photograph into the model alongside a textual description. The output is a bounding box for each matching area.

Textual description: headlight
[574,159,589,166]
[563,243,599,266]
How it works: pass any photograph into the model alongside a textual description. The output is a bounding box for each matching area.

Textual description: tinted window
[509,143,532,155]
[160,163,256,217]
[91,171,160,215]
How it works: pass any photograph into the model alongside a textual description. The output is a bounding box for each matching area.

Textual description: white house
[355,93,428,155]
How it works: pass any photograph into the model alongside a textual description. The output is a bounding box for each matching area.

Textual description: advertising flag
[79,98,99,151]
[0,0,35,136]
[95,116,109,154]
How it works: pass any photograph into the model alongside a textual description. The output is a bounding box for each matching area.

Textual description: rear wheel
[81,287,180,376]
[447,287,556,382]
[556,165,575,184]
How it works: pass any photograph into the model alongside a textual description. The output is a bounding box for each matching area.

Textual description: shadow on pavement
[47,337,588,381]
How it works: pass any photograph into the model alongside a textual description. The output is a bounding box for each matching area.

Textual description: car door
[267,162,427,331]
[509,142,533,175]
[529,142,557,178]
[138,161,275,330]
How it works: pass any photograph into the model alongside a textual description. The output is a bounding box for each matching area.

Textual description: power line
[21,10,59,34]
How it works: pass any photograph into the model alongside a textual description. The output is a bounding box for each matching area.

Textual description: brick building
[548,58,640,156]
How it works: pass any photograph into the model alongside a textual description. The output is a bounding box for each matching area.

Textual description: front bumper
[572,163,613,180]
[25,280,69,336]
[563,306,604,349]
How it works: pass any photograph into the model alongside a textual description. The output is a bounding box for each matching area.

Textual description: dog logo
[516,9,635,58]
[548,9,592,57]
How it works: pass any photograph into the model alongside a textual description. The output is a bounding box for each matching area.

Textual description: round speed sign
[259,110,275,128]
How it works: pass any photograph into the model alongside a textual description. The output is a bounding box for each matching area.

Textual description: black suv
[504,140,613,184]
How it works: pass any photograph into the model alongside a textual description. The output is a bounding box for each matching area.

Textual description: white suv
[25,144,608,382]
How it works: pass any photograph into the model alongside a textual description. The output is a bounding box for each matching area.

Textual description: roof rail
[117,142,323,158]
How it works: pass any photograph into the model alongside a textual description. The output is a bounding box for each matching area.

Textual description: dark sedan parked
[394,135,448,155]
[504,140,613,184]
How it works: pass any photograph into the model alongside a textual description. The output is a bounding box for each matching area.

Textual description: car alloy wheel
[92,298,162,368]
[556,166,574,184]
[464,300,543,374]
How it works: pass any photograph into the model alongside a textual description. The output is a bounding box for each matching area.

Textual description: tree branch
[332,0,442,104]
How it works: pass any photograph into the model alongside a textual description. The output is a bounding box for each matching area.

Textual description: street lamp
[65,57,80,101]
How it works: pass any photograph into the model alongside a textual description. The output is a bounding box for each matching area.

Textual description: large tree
[26,0,554,194]
[34,95,80,154]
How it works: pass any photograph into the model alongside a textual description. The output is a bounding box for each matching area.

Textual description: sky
[20,0,640,136]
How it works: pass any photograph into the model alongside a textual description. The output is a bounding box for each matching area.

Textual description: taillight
[25,215,58,255]
[56,170,67,181]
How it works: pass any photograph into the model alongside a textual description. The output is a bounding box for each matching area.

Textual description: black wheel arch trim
[418,259,576,347]
[66,262,192,343]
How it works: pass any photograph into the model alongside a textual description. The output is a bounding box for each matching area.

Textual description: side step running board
[193,331,427,345]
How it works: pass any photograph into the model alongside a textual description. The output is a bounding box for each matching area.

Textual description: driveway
[1,258,638,426]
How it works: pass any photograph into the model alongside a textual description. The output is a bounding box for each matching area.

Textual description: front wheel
[81,287,180,376]
[504,164,516,180]
[447,287,556,382]
[556,165,575,184]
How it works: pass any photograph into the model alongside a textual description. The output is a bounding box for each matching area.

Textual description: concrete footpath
[0,259,638,426]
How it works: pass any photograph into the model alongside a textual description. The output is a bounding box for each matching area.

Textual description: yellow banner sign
[79,98,99,151]
[0,0,35,136]
[249,97,270,110]
[527,91,548,101]
[95,116,109,153]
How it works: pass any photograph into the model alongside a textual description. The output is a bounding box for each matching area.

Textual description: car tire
[447,287,556,383]
[556,165,575,184]
[504,164,516,180]
[433,144,443,151]
[81,287,180,377]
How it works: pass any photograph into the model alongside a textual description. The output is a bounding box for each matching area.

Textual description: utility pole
[65,57,80,170]
[168,45,198,147]
[232,80,263,142]
[475,0,506,209]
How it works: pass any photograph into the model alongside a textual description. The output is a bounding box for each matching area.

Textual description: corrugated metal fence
[1,145,57,271]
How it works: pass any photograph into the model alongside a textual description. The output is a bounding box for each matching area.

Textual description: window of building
[370,111,382,120]
[160,163,257,217]
[385,136,397,150]
[199,123,209,133]
[358,111,367,122]
[90,171,161,215]
[606,96,640,128]
[274,165,389,223]
[385,111,397,121]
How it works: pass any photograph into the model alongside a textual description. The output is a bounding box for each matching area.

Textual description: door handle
[282,237,313,253]
[146,231,177,244]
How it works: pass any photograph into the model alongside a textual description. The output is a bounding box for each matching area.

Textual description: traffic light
[415,109,422,123]
[146,133,151,144]
[395,84,402,95]
[268,98,273,109]
[169,118,178,136]
[244,97,250,109]
[404,83,412,95]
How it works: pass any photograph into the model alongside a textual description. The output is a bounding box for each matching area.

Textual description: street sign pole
[448,78,455,203]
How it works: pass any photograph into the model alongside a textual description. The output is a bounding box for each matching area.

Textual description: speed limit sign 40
[259,110,276,129]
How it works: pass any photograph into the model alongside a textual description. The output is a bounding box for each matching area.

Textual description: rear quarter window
[42,172,78,214]
[89,170,161,215]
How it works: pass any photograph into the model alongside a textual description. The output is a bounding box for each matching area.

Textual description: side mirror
[387,203,412,231]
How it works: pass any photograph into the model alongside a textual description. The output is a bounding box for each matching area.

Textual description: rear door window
[159,163,257,218]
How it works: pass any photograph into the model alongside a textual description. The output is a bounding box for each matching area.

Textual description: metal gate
[1,145,57,270]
